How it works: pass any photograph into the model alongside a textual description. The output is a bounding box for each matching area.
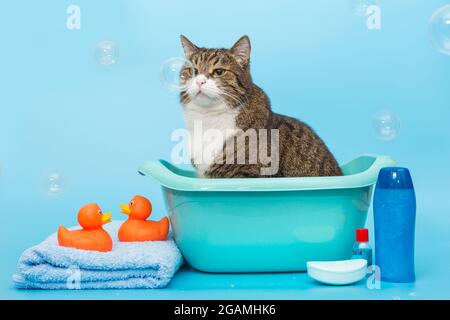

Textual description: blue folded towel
[13,221,183,289]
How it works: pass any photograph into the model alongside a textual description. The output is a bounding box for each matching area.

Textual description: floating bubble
[349,0,378,17]
[95,40,119,66]
[429,5,450,56]
[43,170,65,196]
[160,57,195,92]
[372,111,400,141]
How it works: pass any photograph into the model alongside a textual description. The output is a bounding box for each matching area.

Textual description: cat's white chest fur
[183,101,239,177]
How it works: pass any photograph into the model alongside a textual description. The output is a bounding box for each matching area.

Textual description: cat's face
[179,36,252,108]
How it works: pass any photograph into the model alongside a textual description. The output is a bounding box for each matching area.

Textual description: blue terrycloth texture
[13,221,183,289]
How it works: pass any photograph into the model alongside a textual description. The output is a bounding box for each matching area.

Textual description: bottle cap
[356,228,369,242]
[376,167,414,189]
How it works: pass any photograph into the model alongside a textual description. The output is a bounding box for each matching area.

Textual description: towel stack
[13,221,183,289]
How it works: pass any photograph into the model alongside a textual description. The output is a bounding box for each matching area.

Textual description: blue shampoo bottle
[373,167,416,282]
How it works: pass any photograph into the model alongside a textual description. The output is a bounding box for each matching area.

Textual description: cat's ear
[229,35,251,65]
[180,35,198,59]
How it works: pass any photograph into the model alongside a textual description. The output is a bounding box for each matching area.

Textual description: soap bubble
[372,111,400,141]
[349,0,378,16]
[95,40,119,66]
[429,5,450,56]
[43,170,65,196]
[160,57,195,92]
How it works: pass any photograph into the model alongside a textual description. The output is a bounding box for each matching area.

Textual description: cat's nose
[195,75,207,87]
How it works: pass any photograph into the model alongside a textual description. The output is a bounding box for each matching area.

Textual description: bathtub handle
[360,155,397,181]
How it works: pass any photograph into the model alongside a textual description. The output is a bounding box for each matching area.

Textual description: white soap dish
[306,259,368,285]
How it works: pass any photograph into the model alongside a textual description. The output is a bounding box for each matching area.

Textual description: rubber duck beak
[101,212,112,225]
[120,203,131,215]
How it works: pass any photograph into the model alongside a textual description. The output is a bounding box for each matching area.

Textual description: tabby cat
[179,35,342,178]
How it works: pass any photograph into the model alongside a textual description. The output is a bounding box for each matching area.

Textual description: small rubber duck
[58,203,113,252]
[118,195,169,242]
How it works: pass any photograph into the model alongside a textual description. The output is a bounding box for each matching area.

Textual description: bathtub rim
[138,154,396,192]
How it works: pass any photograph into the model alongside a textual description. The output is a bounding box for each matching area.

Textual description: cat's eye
[213,68,225,77]
[194,68,199,75]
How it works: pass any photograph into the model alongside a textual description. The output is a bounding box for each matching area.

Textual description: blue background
[1,0,449,299]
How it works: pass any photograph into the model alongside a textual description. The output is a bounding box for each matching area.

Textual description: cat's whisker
[217,90,247,107]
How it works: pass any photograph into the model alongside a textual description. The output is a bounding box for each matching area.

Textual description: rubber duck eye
[213,69,225,77]
[98,210,102,215]
[130,201,134,206]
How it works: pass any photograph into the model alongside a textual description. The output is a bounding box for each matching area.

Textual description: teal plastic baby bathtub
[138,155,396,273]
